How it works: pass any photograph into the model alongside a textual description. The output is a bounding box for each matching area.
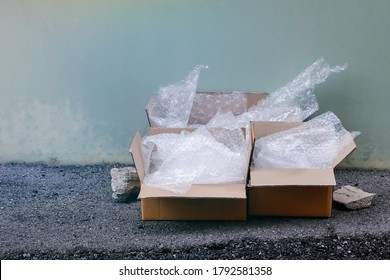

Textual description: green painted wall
[1,0,389,168]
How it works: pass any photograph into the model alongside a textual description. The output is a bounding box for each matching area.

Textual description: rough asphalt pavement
[0,163,389,260]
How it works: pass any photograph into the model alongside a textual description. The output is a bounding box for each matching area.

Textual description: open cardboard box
[145,92,268,127]
[129,127,251,221]
[249,121,357,218]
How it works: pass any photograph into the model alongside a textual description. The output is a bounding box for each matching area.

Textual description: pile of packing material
[248,119,358,218]
[147,58,347,129]
[130,57,358,220]
[252,111,360,168]
[142,127,248,194]
[130,127,251,221]
[207,58,347,128]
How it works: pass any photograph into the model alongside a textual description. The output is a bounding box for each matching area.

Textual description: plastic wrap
[149,65,208,127]
[253,112,359,168]
[142,127,248,193]
[206,58,347,128]
[189,92,248,125]
[257,57,348,121]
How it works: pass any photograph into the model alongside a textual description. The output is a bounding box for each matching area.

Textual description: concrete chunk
[110,167,140,202]
[333,185,376,210]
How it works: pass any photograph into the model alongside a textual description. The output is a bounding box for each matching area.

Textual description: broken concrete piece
[110,167,140,202]
[333,185,376,210]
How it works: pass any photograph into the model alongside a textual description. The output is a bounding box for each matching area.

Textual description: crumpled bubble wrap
[260,57,348,121]
[189,92,248,125]
[142,126,248,194]
[149,65,208,128]
[207,58,347,128]
[253,111,360,168]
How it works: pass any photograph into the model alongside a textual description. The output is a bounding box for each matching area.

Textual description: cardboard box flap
[129,131,145,183]
[147,127,196,136]
[245,92,269,107]
[139,183,246,199]
[250,168,336,186]
[251,121,302,142]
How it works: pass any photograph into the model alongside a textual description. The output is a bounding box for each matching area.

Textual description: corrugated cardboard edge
[139,184,246,199]
[244,92,268,107]
[145,95,158,127]
[129,131,145,183]
[147,127,196,135]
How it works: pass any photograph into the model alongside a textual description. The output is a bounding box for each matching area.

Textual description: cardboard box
[145,91,268,127]
[129,127,251,221]
[249,121,356,218]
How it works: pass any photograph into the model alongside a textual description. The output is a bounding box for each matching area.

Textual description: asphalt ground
[0,163,389,259]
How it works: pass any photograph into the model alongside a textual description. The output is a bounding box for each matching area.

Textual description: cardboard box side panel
[248,186,333,217]
[252,121,302,139]
[189,92,246,125]
[147,127,196,136]
[244,134,253,185]
[129,132,145,182]
[189,92,268,125]
[250,168,336,186]
[141,198,161,220]
[245,93,268,107]
[141,198,247,221]
[139,183,246,199]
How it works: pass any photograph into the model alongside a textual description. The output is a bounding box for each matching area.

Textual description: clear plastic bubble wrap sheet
[253,112,360,169]
[206,58,347,128]
[189,92,248,125]
[148,65,208,128]
[142,126,248,194]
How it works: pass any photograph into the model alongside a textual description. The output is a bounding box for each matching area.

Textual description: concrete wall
[1,0,389,168]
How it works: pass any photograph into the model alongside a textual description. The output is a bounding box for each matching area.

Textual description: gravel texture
[0,163,389,260]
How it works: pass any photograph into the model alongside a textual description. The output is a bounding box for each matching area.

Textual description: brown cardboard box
[249,121,356,218]
[145,92,268,127]
[129,127,251,221]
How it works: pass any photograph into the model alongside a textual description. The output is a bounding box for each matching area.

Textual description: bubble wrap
[149,65,208,127]
[260,57,348,121]
[188,92,248,125]
[206,58,347,128]
[142,127,248,194]
[253,112,359,168]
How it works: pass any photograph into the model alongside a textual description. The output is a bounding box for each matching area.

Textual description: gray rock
[333,185,376,210]
[110,167,140,202]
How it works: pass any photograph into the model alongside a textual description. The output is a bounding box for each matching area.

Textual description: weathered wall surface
[1,0,389,168]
